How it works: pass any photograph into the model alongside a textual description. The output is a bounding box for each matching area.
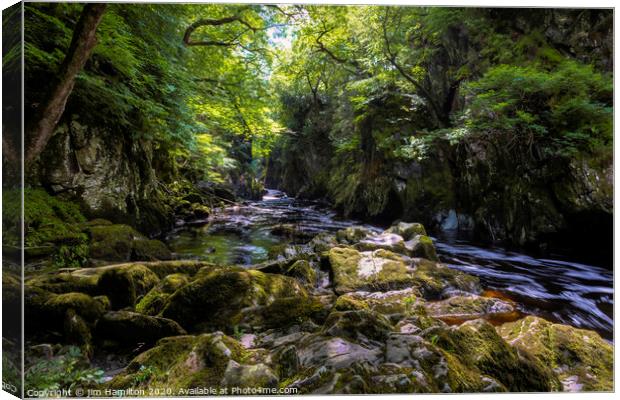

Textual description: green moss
[334,295,370,312]
[87,224,139,261]
[131,239,172,261]
[386,222,427,240]
[286,260,317,287]
[136,274,189,315]
[106,333,257,392]
[160,269,310,332]
[430,319,560,391]
[498,316,613,391]
[97,264,160,309]
[44,292,106,322]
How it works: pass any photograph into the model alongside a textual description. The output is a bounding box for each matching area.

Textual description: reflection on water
[165,189,613,341]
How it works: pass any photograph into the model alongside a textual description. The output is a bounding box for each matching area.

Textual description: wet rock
[405,235,439,261]
[386,222,427,240]
[425,295,516,322]
[328,247,479,296]
[296,334,383,369]
[322,310,393,344]
[334,288,421,321]
[429,319,561,391]
[356,233,407,254]
[95,311,186,347]
[222,360,279,389]
[497,316,613,391]
[335,226,373,244]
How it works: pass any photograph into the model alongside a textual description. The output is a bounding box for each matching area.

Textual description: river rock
[135,273,190,315]
[160,268,325,332]
[497,316,613,391]
[95,311,186,347]
[328,247,479,296]
[404,235,439,261]
[356,233,407,254]
[105,332,266,392]
[425,295,516,322]
[386,222,427,240]
[97,264,160,309]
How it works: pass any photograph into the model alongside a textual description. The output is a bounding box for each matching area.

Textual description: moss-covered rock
[131,239,172,261]
[87,224,138,261]
[328,247,478,297]
[405,235,439,261]
[160,269,317,332]
[386,222,427,240]
[425,295,517,323]
[286,260,317,288]
[322,309,393,344]
[356,233,407,254]
[44,292,106,322]
[335,226,373,244]
[222,361,279,389]
[429,319,561,391]
[105,333,263,392]
[335,288,424,323]
[97,264,160,309]
[136,273,190,316]
[94,311,186,347]
[86,224,172,262]
[497,316,613,391]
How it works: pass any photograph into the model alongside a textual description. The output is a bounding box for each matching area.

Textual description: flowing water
[165,189,614,341]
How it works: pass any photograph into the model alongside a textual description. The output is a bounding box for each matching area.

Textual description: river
[164,189,613,341]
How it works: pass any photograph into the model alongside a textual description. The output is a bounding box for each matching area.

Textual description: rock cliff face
[31,118,174,235]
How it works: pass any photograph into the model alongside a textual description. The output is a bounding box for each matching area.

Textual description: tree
[25,3,106,164]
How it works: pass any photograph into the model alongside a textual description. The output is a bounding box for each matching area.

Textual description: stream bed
[165,189,613,341]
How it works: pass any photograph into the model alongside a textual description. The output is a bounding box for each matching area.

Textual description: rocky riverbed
[16,207,613,394]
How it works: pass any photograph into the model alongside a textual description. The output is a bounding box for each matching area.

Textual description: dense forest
[2,3,613,396]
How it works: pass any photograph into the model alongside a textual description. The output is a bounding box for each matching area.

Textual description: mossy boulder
[328,247,414,294]
[221,361,279,389]
[286,260,317,288]
[97,264,160,309]
[44,292,106,322]
[405,235,439,261]
[160,269,319,332]
[386,222,427,240]
[425,295,516,323]
[105,333,264,392]
[356,233,407,254]
[335,226,373,244]
[87,224,138,261]
[328,247,478,297]
[411,259,480,298]
[94,311,186,347]
[131,239,172,261]
[334,288,422,321]
[429,319,561,391]
[136,273,190,315]
[497,316,613,391]
[322,309,393,344]
[86,224,172,262]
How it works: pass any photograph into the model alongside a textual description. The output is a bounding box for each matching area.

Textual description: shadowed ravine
[165,189,613,341]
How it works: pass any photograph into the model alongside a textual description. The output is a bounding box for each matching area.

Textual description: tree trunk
[25,4,107,164]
